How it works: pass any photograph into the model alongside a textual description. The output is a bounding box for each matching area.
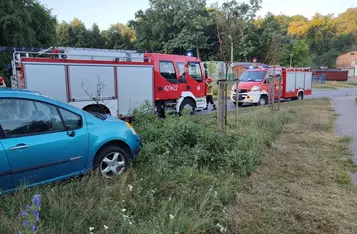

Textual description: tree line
[1,0,357,84]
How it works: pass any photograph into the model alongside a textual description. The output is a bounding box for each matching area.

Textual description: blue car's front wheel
[94,145,130,178]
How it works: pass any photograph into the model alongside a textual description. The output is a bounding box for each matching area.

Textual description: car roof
[0,88,83,114]
[0,88,40,95]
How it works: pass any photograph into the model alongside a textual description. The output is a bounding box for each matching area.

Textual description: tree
[213,0,262,63]
[132,0,211,56]
[0,0,56,85]
[335,8,357,43]
[102,24,124,49]
[0,0,57,47]
[56,18,90,47]
[87,23,105,48]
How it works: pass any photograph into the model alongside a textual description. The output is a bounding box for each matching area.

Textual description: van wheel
[257,96,268,106]
[233,102,243,107]
[180,99,196,115]
[94,145,130,178]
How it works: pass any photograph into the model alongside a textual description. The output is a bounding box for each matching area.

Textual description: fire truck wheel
[83,105,110,115]
[93,145,131,179]
[180,99,196,115]
[298,92,304,100]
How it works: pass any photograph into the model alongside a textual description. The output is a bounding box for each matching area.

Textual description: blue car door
[0,140,12,192]
[0,98,89,188]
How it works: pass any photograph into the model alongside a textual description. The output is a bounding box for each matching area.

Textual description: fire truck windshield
[240,71,265,82]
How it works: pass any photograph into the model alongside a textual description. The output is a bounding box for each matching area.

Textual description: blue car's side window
[58,108,82,131]
[0,98,65,138]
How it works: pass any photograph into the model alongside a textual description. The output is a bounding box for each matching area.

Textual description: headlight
[250,86,260,92]
[126,122,137,135]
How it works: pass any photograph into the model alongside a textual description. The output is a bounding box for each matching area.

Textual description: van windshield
[239,71,266,82]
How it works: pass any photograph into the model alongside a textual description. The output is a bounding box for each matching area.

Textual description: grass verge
[0,104,292,233]
[226,99,357,233]
[312,81,357,90]
[1,100,356,234]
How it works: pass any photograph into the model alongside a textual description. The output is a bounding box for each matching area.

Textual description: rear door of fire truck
[184,60,206,98]
[262,67,283,99]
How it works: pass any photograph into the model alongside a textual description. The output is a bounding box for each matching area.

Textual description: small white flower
[121,208,126,212]
[216,223,226,233]
[89,227,95,231]
[169,214,174,220]
[169,197,172,201]
[128,184,133,191]
[104,225,108,230]
[129,221,133,225]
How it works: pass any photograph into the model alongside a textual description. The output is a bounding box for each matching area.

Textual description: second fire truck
[9,47,208,118]
[231,65,313,106]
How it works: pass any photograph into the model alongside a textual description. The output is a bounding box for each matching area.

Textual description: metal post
[277,75,282,111]
[235,79,239,127]
[231,42,234,66]
[224,83,228,128]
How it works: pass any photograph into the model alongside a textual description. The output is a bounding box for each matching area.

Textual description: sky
[40,0,356,30]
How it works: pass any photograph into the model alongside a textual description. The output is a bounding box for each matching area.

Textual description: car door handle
[9,144,30,151]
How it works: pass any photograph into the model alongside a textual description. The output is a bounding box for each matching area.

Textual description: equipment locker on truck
[9,47,208,119]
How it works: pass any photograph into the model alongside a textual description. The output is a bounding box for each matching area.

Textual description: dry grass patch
[226,99,357,234]
[313,81,357,90]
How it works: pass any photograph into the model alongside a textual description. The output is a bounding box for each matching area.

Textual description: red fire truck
[9,47,208,118]
[230,65,312,106]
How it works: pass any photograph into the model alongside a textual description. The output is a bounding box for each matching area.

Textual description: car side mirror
[67,130,76,137]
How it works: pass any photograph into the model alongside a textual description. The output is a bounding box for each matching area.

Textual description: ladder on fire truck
[9,47,146,88]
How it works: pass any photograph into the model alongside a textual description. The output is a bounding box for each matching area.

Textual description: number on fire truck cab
[163,85,178,92]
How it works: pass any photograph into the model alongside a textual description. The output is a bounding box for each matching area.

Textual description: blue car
[0,89,140,193]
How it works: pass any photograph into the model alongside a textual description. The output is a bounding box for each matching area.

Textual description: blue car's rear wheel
[94,145,130,178]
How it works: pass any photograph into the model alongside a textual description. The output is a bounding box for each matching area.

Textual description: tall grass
[0,107,292,234]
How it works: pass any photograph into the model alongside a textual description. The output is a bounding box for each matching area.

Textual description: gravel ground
[331,95,357,184]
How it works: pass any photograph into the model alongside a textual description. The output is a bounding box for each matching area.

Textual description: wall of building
[336,51,357,68]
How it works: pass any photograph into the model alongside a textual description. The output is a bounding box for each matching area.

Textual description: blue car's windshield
[239,71,266,82]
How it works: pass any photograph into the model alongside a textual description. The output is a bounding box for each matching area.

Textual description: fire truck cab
[231,66,312,106]
[146,53,207,115]
[9,47,208,118]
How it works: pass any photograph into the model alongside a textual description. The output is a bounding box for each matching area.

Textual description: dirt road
[199,88,357,114]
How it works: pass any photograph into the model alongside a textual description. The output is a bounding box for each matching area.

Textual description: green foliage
[0,0,57,85]
[132,0,211,57]
[0,0,57,47]
[1,1,357,74]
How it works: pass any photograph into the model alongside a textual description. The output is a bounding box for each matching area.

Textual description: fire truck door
[185,61,205,97]
[156,61,183,100]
